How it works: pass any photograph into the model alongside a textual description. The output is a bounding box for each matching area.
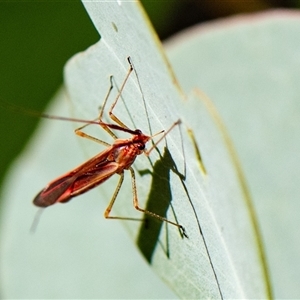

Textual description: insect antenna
[0,98,107,126]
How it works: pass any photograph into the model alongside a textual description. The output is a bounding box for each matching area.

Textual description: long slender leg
[144,119,182,156]
[97,75,119,139]
[108,58,133,129]
[98,75,113,122]
[104,172,124,219]
[78,62,135,140]
[74,76,116,139]
[129,167,188,238]
[73,75,117,144]
[127,56,153,136]
[104,172,142,221]
[74,129,111,147]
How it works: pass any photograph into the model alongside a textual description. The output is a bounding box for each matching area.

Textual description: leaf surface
[0,2,275,298]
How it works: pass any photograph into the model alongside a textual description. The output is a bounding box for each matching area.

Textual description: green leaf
[166,10,300,298]
[0,2,275,299]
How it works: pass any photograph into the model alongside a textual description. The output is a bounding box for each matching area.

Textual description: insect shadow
[136,145,187,263]
[136,136,224,299]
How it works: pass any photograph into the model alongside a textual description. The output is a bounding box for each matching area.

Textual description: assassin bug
[33,57,187,238]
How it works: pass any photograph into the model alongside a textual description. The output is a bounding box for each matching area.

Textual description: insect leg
[104,172,124,219]
[144,119,182,156]
[97,75,119,139]
[73,76,118,140]
[74,129,111,147]
[129,167,188,238]
[104,172,142,221]
[98,75,113,122]
[73,76,117,145]
[107,58,133,129]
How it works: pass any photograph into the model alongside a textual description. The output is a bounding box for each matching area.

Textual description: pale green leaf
[0,1,274,299]
[166,10,300,298]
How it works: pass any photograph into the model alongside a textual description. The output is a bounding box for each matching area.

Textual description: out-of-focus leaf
[166,10,300,298]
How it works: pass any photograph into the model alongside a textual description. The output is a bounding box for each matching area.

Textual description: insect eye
[134,129,142,135]
[138,144,145,150]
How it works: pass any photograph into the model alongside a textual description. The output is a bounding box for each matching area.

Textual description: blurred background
[0,0,299,202]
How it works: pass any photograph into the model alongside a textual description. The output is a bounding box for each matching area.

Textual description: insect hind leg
[129,167,188,238]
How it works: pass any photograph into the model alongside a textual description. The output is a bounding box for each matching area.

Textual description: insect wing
[33,174,78,207]
[33,147,118,207]
[68,162,118,198]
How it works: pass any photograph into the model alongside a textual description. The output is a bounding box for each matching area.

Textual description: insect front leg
[144,119,182,156]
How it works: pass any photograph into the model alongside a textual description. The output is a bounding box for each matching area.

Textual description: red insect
[33,57,187,237]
